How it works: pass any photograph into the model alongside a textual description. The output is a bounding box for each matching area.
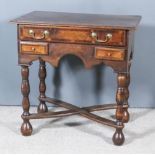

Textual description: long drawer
[19,25,126,46]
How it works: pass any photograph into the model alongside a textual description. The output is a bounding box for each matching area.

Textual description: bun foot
[21,120,33,136]
[123,109,130,123]
[112,128,125,146]
[37,102,48,113]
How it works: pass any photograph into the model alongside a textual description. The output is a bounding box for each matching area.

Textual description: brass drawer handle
[91,32,112,43]
[28,29,49,40]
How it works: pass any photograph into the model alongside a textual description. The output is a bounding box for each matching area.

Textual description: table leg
[113,73,127,145]
[21,65,33,136]
[38,60,48,113]
[123,73,130,123]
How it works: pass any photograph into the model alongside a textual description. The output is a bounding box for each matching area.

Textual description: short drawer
[20,42,48,55]
[95,47,125,61]
[19,26,51,41]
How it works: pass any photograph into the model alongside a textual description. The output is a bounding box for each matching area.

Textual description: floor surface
[0,106,155,154]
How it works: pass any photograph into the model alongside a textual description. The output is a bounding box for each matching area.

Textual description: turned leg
[122,73,130,123]
[37,60,48,113]
[113,73,127,145]
[21,65,33,136]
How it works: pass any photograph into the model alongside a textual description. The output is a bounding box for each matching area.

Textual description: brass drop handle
[28,29,49,40]
[91,32,112,43]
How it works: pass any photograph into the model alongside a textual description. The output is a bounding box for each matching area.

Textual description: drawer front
[95,47,125,61]
[19,25,126,46]
[20,42,48,55]
[19,26,51,41]
[53,28,126,46]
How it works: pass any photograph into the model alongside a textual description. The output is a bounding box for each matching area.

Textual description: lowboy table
[11,11,141,145]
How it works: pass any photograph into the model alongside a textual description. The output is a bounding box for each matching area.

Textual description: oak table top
[11,11,141,30]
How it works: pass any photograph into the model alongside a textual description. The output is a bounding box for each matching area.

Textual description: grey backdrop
[0,0,155,107]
